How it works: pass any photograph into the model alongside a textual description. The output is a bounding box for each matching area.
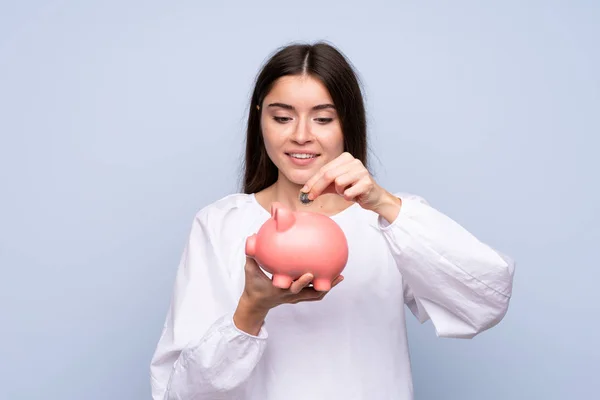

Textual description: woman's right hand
[233,257,344,335]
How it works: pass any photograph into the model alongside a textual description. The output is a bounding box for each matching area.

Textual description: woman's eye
[315,118,333,124]
[273,116,292,123]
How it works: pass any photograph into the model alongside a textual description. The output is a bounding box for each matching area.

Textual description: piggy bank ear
[270,202,284,217]
[271,203,295,232]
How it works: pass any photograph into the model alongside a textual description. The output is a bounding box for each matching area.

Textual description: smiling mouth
[286,153,320,159]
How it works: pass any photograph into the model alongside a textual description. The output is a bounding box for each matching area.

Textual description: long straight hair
[242,42,368,194]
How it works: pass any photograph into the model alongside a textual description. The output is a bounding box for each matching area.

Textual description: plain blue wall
[1,1,598,399]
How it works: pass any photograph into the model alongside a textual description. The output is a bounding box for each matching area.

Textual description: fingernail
[301,185,309,192]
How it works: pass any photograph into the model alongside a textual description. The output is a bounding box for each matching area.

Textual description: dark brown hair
[242,41,368,194]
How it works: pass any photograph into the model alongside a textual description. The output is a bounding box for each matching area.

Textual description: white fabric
[150,192,515,400]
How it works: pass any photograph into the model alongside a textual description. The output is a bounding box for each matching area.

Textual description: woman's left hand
[302,152,398,214]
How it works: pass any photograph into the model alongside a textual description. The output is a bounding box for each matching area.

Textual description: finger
[302,152,354,194]
[332,168,367,197]
[307,162,354,200]
[309,158,365,200]
[292,293,327,303]
[331,275,344,287]
[288,273,314,294]
[342,178,373,202]
[290,275,344,303]
[289,287,326,303]
[305,153,351,188]
[318,182,339,196]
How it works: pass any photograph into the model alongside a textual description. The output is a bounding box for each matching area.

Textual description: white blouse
[150,192,515,400]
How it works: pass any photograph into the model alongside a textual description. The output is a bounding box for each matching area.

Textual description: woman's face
[260,74,344,186]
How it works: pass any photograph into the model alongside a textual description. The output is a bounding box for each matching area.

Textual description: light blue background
[1,1,598,399]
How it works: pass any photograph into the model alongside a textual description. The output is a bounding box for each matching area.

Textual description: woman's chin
[280,170,313,186]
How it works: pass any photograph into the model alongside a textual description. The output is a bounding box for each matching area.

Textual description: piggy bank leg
[245,234,257,257]
[272,274,293,289]
[312,277,332,292]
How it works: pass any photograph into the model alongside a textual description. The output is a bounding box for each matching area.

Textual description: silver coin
[299,191,312,205]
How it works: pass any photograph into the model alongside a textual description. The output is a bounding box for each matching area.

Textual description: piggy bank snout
[245,234,257,257]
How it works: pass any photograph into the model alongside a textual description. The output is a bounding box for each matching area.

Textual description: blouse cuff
[377,194,423,230]
[230,314,269,340]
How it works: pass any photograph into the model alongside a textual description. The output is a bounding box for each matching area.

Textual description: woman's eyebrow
[267,102,294,110]
[313,104,336,111]
[267,103,336,110]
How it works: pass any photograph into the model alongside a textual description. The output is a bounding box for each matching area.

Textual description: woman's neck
[255,176,354,216]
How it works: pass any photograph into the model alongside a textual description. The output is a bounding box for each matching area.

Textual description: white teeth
[289,153,317,159]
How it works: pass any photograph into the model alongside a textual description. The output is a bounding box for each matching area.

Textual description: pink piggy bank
[245,202,349,291]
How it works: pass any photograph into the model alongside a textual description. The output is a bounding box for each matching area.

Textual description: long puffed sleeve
[150,208,268,400]
[379,193,515,339]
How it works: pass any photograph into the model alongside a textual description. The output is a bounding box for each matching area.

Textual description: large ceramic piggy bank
[245,202,349,291]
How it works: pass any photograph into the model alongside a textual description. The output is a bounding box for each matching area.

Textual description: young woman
[150,42,515,400]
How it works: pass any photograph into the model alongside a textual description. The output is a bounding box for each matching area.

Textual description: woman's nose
[291,119,312,143]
